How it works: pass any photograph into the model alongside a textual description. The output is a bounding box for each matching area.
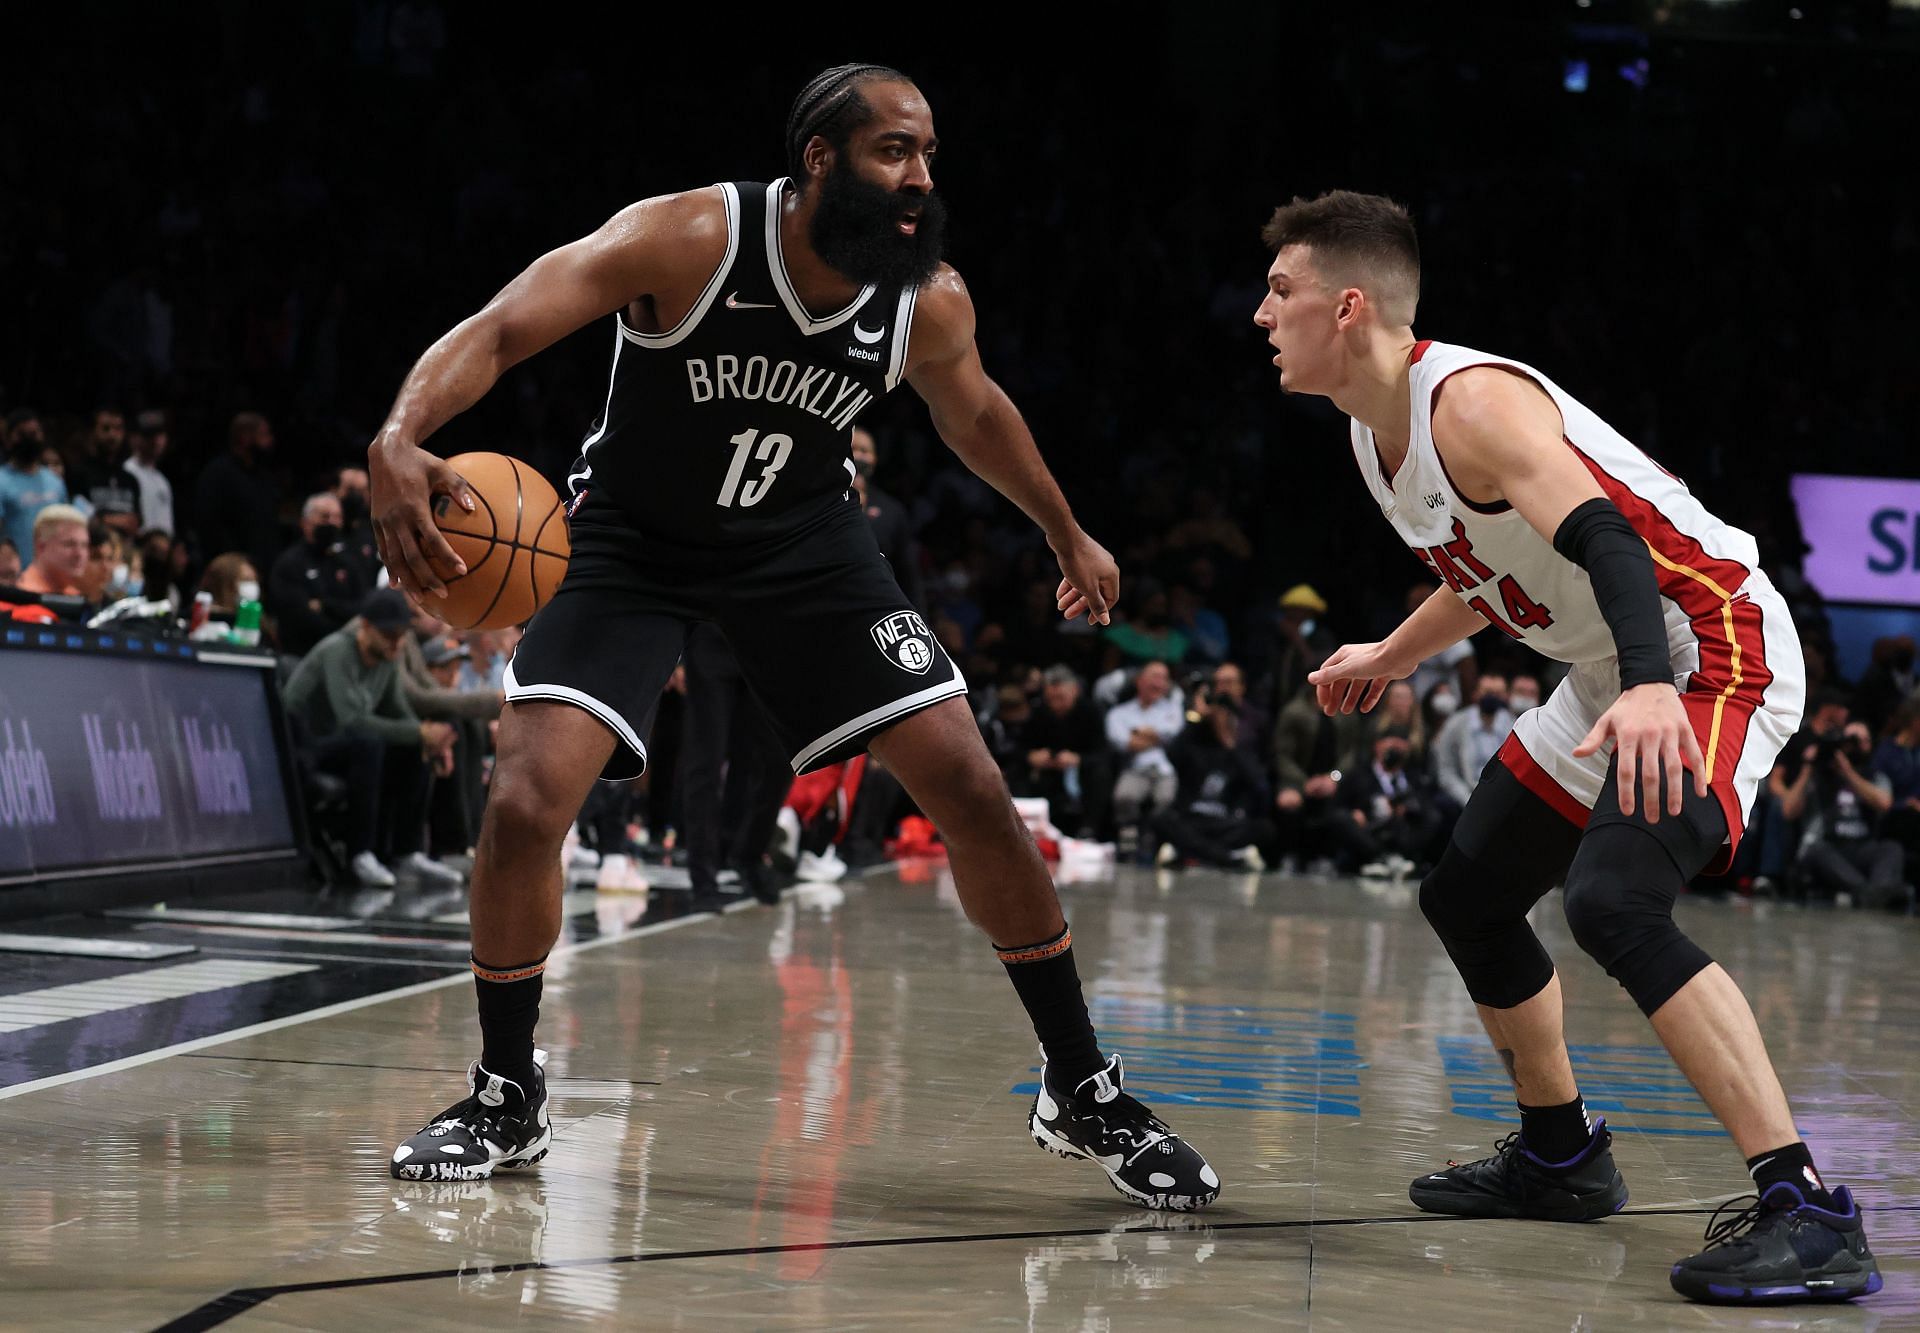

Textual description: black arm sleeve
[1552,497,1672,690]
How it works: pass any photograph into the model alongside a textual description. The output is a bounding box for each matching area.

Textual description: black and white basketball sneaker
[390,1049,552,1182]
[1669,1183,1881,1304]
[1409,1119,1627,1222]
[1029,1055,1220,1211]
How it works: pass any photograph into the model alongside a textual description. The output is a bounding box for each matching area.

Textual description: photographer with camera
[1774,692,1905,909]
[1342,723,1447,880]
[1151,676,1272,871]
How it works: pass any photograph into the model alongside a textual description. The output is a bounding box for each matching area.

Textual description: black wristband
[1553,497,1671,689]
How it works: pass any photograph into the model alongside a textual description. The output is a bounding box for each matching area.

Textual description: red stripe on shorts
[1497,733,1590,828]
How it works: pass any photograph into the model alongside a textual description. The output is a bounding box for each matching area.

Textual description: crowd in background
[3,6,1917,901]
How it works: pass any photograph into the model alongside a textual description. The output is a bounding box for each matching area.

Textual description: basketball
[430,451,571,630]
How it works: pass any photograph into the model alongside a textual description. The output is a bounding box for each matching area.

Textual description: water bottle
[233,580,263,647]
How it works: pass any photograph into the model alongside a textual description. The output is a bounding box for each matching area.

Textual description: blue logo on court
[1013,999,1366,1115]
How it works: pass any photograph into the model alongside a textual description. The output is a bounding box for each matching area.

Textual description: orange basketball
[430,451,571,630]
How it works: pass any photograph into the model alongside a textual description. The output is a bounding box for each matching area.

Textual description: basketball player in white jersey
[1255,190,1879,1305]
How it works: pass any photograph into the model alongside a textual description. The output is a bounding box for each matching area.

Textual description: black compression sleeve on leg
[1552,497,1670,689]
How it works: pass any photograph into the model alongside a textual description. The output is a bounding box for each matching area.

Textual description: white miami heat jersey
[1350,339,1764,674]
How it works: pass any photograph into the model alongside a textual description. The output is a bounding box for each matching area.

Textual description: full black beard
[808,159,947,289]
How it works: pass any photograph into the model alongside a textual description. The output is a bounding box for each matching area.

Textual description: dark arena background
[3,3,1919,1329]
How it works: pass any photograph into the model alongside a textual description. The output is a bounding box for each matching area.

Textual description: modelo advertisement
[1791,474,1920,608]
[0,650,296,883]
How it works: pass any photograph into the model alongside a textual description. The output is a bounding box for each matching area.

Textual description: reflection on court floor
[1,865,1914,1330]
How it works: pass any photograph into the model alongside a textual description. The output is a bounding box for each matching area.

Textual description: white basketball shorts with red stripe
[1498,569,1804,872]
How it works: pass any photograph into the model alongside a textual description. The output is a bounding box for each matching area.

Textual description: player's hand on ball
[1050,529,1119,626]
[369,435,476,598]
[1307,642,1410,716]
[1573,681,1708,821]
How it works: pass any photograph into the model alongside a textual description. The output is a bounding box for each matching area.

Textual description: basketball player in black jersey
[369,64,1218,1210]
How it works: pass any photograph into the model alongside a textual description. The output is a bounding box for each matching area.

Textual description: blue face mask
[1298,618,1316,638]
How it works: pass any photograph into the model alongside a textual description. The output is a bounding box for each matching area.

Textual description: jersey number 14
[716,427,793,508]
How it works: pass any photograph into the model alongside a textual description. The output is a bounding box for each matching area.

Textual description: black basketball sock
[996,925,1105,1090]
[472,954,545,1092]
[1519,1096,1594,1167]
[1748,1141,1836,1209]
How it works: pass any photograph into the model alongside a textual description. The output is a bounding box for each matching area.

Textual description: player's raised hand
[1051,529,1119,626]
[1306,641,1410,716]
[1573,681,1708,821]
[368,435,476,598]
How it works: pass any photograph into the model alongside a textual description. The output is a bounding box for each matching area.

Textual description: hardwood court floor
[3,865,1915,1330]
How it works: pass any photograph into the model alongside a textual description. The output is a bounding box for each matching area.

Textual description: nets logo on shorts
[871,610,937,675]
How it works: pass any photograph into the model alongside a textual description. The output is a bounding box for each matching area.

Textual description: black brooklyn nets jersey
[566,178,918,546]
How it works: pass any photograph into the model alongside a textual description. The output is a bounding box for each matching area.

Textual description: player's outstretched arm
[1431,368,1705,820]
[1308,588,1484,716]
[904,267,1117,625]
[368,189,721,598]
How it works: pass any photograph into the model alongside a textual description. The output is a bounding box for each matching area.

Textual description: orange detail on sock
[471,958,548,983]
[995,929,1072,965]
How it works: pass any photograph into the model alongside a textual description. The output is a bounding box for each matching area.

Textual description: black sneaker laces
[1447,1131,1523,1172]
[1701,1193,1768,1250]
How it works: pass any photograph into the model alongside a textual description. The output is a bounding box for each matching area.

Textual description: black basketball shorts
[504,488,965,781]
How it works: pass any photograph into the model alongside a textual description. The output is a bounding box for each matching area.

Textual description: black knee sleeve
[1562,822,1715,1015]
[1418,758,1584,1010]
[1420,842,1558,1009]
[1563,753,1728,1015]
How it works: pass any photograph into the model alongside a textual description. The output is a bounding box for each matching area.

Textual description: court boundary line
[0,909,719,1103]
[152,1205,1920,1332]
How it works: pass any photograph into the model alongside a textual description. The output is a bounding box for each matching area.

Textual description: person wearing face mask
[119,408,175,535]
[269,491,370,655]
[0,409,69,562]
[1272,583,1339,703]
[330,465,383,588]
[1432,675,1513,808]
[850,426,925,613]
[1343,724,1447,878]
[1509,673,1543,716]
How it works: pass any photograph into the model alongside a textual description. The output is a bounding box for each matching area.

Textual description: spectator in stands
[1509,672,1543,716]
[1776,709,1905,909]
[269,492,368,655]
[1,410,66,561]
[851,426,925,613]
[1855,636,1916,738]
[980,682,1034,787]
[459,625,518,692]
[1344,724,1448,878]
[0,537,20,586]
[281,588,457,887]
[193,412,283,577]
[1272,583,1338,705]
[1170,583,1231,665]
[76,519,123,606]
[397,607,503,872]
[330,465,381,586]
[120,409,174,535]
[1874,695,1920,884]
[135,528,183,610]
[1432,674,1511,808]
[1368,679,1426,764]
[1024,664,1111,838]
[1207,659,1271,756]
[1106,582,1190,666]
[64,407,127,507]
[1271,675,1372,872]
[1404,581,1478,710]
[12,505,89,595]
[1151,687,1272,871]
[198,552,259,617]
[1106,659,1185,854]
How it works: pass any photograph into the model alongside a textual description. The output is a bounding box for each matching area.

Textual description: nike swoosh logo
[726,292,776,310]
[852,321,885,344]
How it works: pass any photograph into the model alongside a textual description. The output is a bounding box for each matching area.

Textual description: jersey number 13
[716,427,792,508]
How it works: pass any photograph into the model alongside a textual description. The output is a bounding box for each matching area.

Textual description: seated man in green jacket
[282,587,457,887]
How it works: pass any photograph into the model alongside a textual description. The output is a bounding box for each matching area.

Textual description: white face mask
[1298,618,1317,638]
[1429,688,1460,718]
[1511,692,1540,712]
